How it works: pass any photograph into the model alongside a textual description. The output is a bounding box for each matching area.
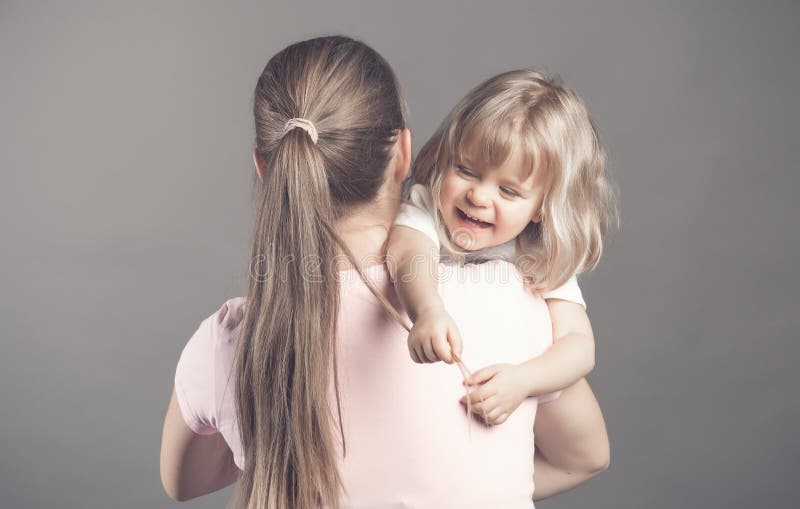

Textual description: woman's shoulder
[178,297,246,369]
[439,260,531,300]
[173,296,245,435]
[212,296,246,341]
[179,297,245,365]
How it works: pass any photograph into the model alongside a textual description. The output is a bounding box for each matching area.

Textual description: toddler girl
[387,69,617,426]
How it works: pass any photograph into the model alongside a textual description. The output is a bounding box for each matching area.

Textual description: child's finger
[467,364,500,385]
[485,407,504,424]
[447,327,463,360]
[422,337,438,363]
[462,395,496,418]
[432,335,453,364]
[415,344,427,364]
[486,410,509,426]
[407,337,420,363]
[460,384,496,406]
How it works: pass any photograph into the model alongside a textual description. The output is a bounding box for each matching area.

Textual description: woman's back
[175,261,557,508]
[162,36,608,508]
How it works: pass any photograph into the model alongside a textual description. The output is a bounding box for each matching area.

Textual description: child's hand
[460,363,528,426]
[407,306,463,364]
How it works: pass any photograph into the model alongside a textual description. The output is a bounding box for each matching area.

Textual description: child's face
[438,148,546,251]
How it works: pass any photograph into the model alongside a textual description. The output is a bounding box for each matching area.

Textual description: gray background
[2,1,797,508]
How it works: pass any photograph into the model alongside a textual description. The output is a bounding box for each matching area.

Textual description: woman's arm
[532,450,603,501]
[532,378,610,500]
[160,389,240,501]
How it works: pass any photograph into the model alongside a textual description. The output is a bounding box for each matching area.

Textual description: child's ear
[393,128,412,184]
[252,149,267,183]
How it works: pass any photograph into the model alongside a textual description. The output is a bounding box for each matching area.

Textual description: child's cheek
[438,179,457,210]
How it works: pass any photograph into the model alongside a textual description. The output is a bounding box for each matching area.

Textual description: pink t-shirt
[174,260,570,508]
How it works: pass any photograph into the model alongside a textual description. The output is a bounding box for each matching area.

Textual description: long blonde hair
[231,36,406,509]
[413,69,619,291]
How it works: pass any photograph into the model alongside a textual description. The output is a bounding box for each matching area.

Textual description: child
[387,69,617,426]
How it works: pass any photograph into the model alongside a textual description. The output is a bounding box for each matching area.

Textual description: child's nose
[467,186,491,207]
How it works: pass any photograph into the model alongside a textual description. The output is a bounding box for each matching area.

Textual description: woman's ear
[393,128,411,184]
[253,149,267,183]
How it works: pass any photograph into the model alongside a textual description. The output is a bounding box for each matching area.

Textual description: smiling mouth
[456,208,492,228]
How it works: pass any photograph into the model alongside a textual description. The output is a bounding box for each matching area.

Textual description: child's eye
[500,186,520,198]
[456,166,477,179]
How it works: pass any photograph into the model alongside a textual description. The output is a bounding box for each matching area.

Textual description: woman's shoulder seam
[215,297,247,336]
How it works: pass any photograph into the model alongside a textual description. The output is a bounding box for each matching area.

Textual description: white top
[394,184,586,309]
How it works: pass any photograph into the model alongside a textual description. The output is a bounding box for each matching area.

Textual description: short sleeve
[541,275,586,310]
[173,305,227,435]
[393,184,441,248]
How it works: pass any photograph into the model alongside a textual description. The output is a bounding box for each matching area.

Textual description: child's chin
[455,237,480,251]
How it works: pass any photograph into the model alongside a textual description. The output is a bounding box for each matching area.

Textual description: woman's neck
[334,192,400,271]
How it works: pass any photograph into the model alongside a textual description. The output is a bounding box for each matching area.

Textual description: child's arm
[517,298,595,396]
[386,225,463,363]
[461,299,595,425]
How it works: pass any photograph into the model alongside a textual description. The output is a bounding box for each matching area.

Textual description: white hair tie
[282,117,318,144]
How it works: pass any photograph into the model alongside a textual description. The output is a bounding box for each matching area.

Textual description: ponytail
[232,128,345,509]
[231,36,407,509]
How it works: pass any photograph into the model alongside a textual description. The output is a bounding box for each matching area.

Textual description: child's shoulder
[395,183,441,248]
[405,182,434,210]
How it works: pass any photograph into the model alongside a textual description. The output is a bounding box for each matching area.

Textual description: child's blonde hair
[413,69,619,291]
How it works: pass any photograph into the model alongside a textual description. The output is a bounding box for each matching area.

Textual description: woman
[160,35,609,508]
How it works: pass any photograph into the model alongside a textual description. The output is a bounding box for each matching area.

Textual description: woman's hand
[459,363,528,426]
[407,306,463,364]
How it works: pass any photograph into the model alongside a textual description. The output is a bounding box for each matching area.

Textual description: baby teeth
[464,211,487,224]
